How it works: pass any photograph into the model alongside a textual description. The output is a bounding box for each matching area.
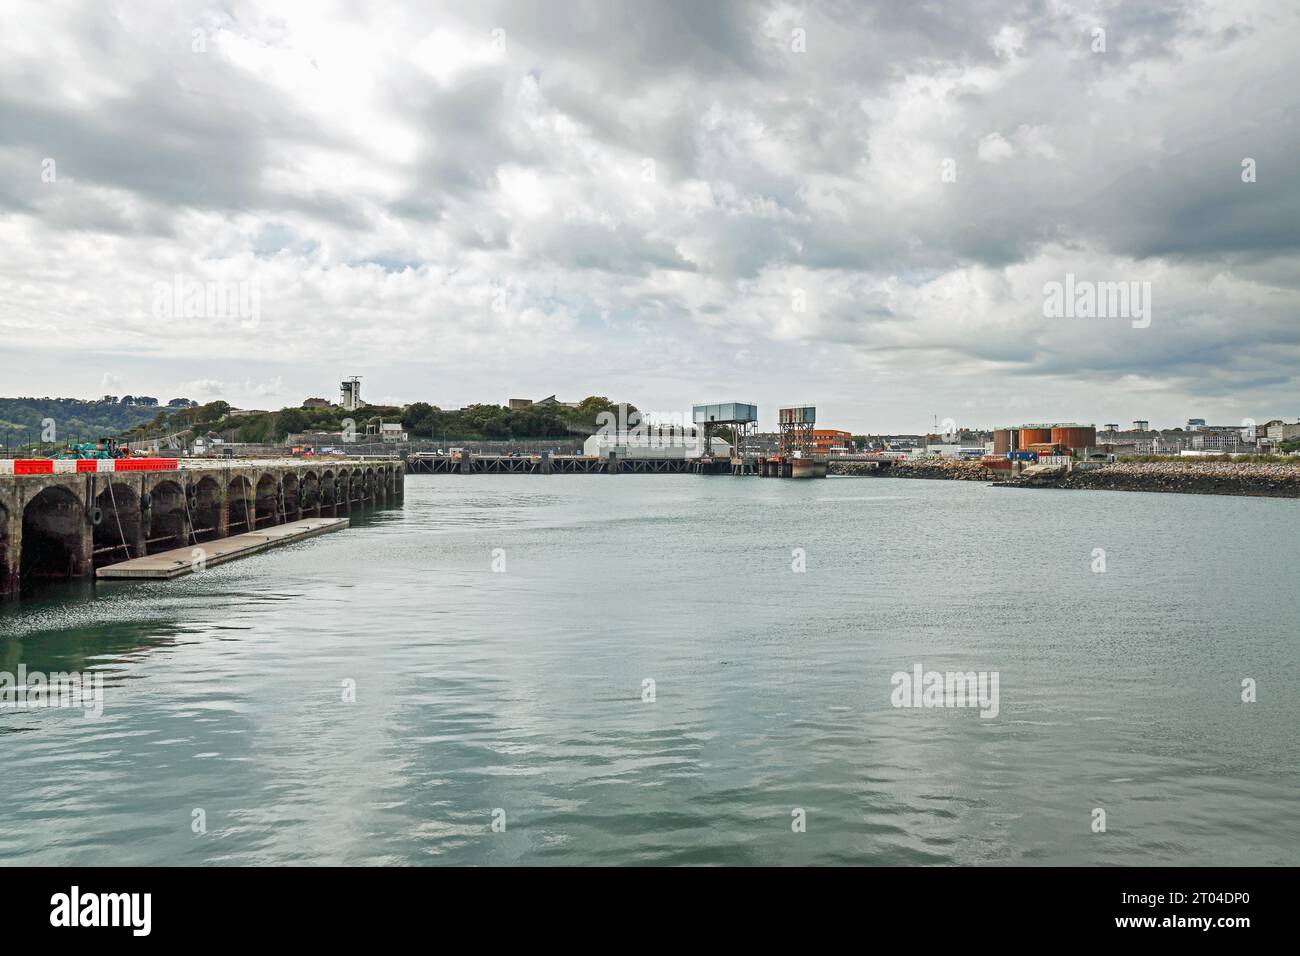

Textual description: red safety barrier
[15,459,55,475]
[76,459,98,473]
[114,458,179,472]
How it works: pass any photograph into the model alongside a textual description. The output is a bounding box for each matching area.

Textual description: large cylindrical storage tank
[1051,425,1097,450]
[993,429,1012,455]
[1019,427,1053,450]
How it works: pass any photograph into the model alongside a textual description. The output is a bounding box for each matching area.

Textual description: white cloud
[0,0,1297,430]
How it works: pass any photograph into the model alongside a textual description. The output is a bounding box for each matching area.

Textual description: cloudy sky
[1,0,1297,432]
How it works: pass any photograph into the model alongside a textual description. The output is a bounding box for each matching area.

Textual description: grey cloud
[2,0,1298,428]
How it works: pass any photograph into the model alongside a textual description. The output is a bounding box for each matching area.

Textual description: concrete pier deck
[96,517,349,579]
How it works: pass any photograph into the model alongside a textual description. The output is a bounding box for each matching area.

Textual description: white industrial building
[584,424,730,460]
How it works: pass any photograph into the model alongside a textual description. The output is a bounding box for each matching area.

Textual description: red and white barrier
[0,458,180,475]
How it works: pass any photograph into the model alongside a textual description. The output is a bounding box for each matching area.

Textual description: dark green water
[1,476,1296,865]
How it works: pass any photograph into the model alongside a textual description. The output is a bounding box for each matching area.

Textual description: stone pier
[0,458,402,599]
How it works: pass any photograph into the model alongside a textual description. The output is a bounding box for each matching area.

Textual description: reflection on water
[0,480,1296,865]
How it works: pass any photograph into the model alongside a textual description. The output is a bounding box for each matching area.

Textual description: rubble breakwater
[1046,460,1300,498]
[828,458,1300,498]
[829,460,991,481]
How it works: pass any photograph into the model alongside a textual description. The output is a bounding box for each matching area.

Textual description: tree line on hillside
[96,395,197,407]
[0,397,166,442]
[400,398,633,441]
[112,396,636,444]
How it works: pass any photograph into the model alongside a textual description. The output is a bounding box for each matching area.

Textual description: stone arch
[0,500,12,597]
[147,479,189,551]
[191,476,223,543]
[319,469,336,515]
[255,473,280,528]
[21,485,89,585]
[301,471,320,517]
[282,472,301,521]
[364,467,375,500]
[227,476,255,534]
[93,482,141,567]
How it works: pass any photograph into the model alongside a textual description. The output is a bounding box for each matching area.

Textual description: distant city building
[508,395,580,409]
[1133,419,1150,431]
[1186,418,1206,431]
[910,443,967,458]
[1193,431,1245,452]
[302,397,331,409]
[228,408,269,418]
[1265,420,1300,442]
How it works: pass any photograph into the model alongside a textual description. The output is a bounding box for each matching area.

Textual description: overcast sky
[1,0,1297,432]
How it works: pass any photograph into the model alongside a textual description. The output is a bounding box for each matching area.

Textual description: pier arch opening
[319,470,336,515]
[191,477,222,543]
[364,468,375,500]
[255,474,279,528]
[0,502,12,597]
[227,477,254,534]
[20,486,88,585]
[301,472,319,517]
[92,483,141,568]
[147,480,189,552]
[281,473,301,521]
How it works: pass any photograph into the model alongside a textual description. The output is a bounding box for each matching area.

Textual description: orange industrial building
[811,429,853,455]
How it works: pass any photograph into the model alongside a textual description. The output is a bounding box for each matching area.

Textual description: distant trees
[0,397,160,438]
[273,407,309,438]
[0,393,642,447]
[395,397,632,441]
[195,400,230,423]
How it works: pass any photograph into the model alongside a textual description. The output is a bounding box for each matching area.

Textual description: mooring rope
[106,480,132,559]
[181,480,196,546]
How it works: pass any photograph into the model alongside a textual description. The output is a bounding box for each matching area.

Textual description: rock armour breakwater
[829,458,1300,498]
[1051,461,1300,498]
[829,459,990,480]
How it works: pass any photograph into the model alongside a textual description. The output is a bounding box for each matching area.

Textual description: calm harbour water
[1,475,1297,866]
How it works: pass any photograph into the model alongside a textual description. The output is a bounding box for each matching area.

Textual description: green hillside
[0,397,164,445]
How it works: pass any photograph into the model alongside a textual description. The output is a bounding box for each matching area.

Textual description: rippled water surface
[2,476,1297,865]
